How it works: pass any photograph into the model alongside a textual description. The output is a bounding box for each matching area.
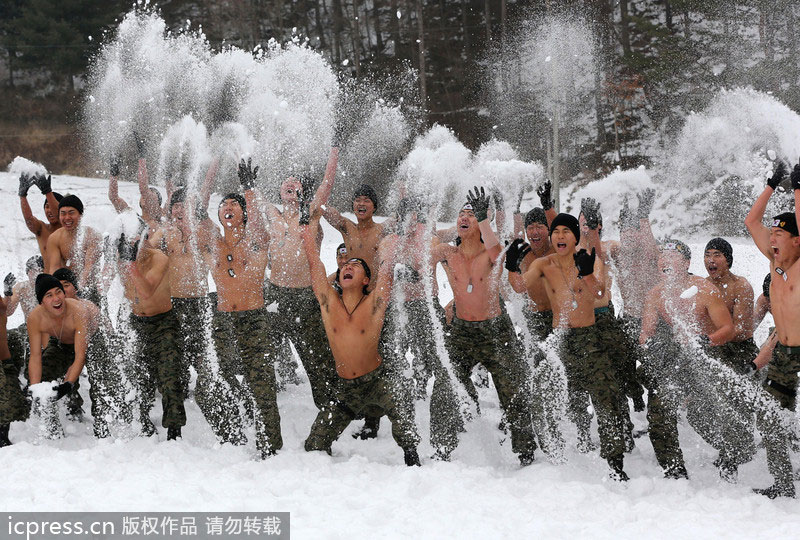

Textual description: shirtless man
[209,159,282,459]
[26,274,105,437]
[430,188,537,465]
[261,148,339,412]
[115,219,186,440]
[0,295,28,447]
[301,206,420,465]
[743,159,800,498]
[108,153,168,231]
[18,172,62,260]
[638,240,744,481]
[44,195,102,297]
[522,213,629,480]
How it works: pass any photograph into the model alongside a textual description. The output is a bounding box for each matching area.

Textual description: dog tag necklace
[467,278,473,294]
[558,262,579,310]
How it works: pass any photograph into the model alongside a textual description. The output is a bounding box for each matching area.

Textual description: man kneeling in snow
[301,198,420,466]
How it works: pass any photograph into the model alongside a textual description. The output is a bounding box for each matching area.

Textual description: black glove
[117,233,138,262]
[580,197,601,230]
[297,189,310,226]
[574,247,596,277]
[637,188,655,219]
[619,196,636,232]
[745,361,758,376]
[768,160,788,190]
[18,173,35,197]
[34,173,52,195]
[537,180,553,210]
[505,239,531,273]
[133,131,146,158]
[53,381,74,401]
[3,273,15,297]
[791,163,800,191]
[238,158,259,190]
[466,186,490,221]
[110,155,121,177]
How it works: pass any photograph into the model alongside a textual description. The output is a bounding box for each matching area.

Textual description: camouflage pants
[641,329,757,474]
[263,283,301,389]
[756,343,800,490]
[305,363,419,452]
[128,310,187,430]
[7,323,28,377]
[388,299,446,395]
[0,356,28,425]
[264,284,337,409]
[40,337,84,415]
[559,325,627,460]
[595,307,636,447]
[173,297,244,444]
[431,314,537,457]
[212,308,283,455]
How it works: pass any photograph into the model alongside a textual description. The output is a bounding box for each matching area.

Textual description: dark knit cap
[58,194,84,215]
[170,188,187,209]
[53,267,78,290]
[549,213,580,243]
[353,184,379,210]
[219,193,247,225]
[524,208,548,228]
[705,237,733,268]
[771,212,798,237]
[35,273,64,304]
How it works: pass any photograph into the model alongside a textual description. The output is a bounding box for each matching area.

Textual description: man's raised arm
[745,162,785,260]
[301,212,335,310]
[44,233,62,274]
[108,156,130,213]
[18,173,44,235]
[638,287,660,345]
[469,186,502,261]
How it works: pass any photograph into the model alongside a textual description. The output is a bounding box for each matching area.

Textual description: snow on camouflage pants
[386,298,446,394]
[172,297,245,445]
[212,308,283,456]
[430,314,537,458]
[0,356,28,425]
[264,284,337,409]
[756,343,800,490]
[7,324,28,378]
[304,363,419,453]
[40,337,84,415]
[594,306,636,445]
[558,324,627,460]
[128,310,187,430]
[640,324,757,475]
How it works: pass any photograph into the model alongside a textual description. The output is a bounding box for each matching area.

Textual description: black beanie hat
[44,192,63,209]
[35,273,64,304]
[549,213,580,243]
[53,267,78,291]
[524,208,547,228]
[353,184,379,210]
[58,194,84,215]
[762,273,771,299]
[705,237,733,268]
[170,188,187,209]
[771,212,799,237]
[219,193,248,225]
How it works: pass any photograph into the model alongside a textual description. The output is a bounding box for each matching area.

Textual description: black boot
[352,416,380,440]
[0,424,11,447]
[632,394,646,413]
[664,463,689,480]
[608,456,629,482]
[753,484,796,499]
[716,458,738,484]
[404,448,421,466]
[518,451,535,466]
[167,427,182,441]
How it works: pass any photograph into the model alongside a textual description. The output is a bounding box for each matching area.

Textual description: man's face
[769,227,800,260]
[60,280,77,299]
[526,222,550,249]
[704,249,729,279]
[281,178,302,203]
[339,259,369,291]
[42,287,66,316]
[44,201,58,225]
[659,250,689,279]
[353,196,375,220]
[457,209,477,235]
[59,207,81,231]
[219,199,244,228]
[336,248,348,269]
[550,226,577,255]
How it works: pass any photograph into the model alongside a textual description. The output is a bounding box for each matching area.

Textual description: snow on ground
[0,172,798,537]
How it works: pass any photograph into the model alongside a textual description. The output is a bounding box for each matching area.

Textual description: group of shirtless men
[0,141,798,499]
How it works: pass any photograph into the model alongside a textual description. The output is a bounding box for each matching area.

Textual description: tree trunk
[500,0,506,46]
[332,0,344,63]
[374,0,384,53]
[664,0,673,31]
[350,0,362,75]
[390,0,401,58]
[484,0,491,42]
[314,0,327,49]
[682,6,690,38]
[7,51,14,88]
[416,0,427,109]
[619,0,631,55]
[461,0,470,60]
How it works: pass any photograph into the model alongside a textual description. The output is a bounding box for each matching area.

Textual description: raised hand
[537,180,553,210]
[767,160,788,190]
[3,273,15,297]
[18,173,35,197]
[237,158,259,190]
[619,195,636,232]
[637,188,656,220]
[34,173,52,195]
[466,186,490,222]
[574,247,596,277]
[580,197,601,230]
[110,154,121,177]
[505,239,531,273]
[133,131,146,158]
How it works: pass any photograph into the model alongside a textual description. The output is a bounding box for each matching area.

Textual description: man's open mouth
[52,302,63,310]
[357,206,367,213]
[224,213,234,220]
[342,272,353,280]
[662,268,673,274]
[772,246,779,256]
[557,242,567,249]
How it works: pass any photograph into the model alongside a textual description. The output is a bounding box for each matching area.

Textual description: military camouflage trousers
[305,363,419,453]
[128,310,187,431]
[213,308,282,456]
[431,314,537,458]
[0,356,28,425]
